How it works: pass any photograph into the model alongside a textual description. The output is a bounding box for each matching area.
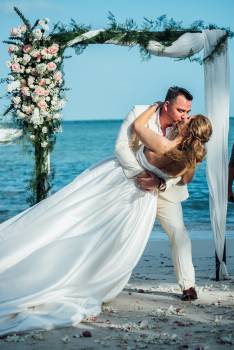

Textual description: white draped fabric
[0,154,158,335]
[147,29,229,279]
[0,128,22,143]
[203,30,229,279]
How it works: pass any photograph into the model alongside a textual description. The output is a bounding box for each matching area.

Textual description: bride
[0,103,212,335]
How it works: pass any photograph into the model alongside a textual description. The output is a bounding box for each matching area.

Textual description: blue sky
[0,0,233,120]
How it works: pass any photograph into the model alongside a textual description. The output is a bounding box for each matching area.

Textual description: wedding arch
[1,7,233,280]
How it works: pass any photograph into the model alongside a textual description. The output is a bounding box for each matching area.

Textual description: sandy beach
[0,237,234,350]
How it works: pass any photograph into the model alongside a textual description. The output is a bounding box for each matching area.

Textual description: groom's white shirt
[115,105,189,203]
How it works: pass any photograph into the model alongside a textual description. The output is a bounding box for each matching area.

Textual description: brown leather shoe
[181,287,198,301]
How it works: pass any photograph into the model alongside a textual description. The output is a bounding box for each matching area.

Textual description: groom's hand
[135,171,160,191]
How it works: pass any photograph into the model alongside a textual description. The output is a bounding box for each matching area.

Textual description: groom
[115,86,197,301]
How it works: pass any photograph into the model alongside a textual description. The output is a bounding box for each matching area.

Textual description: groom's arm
[115,106,146,178]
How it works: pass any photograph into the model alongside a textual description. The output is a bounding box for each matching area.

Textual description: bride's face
[177,117,193,137]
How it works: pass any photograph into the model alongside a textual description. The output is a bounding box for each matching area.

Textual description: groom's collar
[156,107,173,137]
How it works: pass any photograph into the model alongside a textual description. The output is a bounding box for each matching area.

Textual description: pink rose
[41,48,48,56]
[23,106,32,114]
[44,89,50,96]
[11,63,21,73]
[32,50,41,58]
[47,44,59,55]
[37,100,48,110]
[8,46,18,54]
[54,71,62,81]
[47,62,56,71]
[21,86,30,96]
[34,87,45,96]
[23,44,32,54]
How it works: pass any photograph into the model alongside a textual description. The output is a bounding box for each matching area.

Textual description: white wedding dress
[0,146,170,335]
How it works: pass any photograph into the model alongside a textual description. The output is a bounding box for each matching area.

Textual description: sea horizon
[61,115,234,121]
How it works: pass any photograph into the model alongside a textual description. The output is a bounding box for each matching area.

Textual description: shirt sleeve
[115,106,145,178]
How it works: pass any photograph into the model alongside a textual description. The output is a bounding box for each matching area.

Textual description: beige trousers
[156,196,195,290]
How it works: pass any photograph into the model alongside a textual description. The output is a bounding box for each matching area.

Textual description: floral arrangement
[6,16,65,149]
[4,8,66,204]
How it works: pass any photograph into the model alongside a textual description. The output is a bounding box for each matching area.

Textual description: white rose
[56,99,66,109]
[42,126,48,133]
[30,107,43,125]
[55,57,62,63]
[37,63,47,74]
[12,54,20,62]
[28,76,35,84]
[53,113,61,120]
[7,80,21,92]
[12,96,21,105]
[16,110,26,119]
[33,29,43,40]
[45,96,51,102]
[23,54,31,64]
[30,134,35,140]
[41,141,48,148]
[41,110,49,117]
[32,95,40,103]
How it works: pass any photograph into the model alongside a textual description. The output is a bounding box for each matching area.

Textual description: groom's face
[166,95,192,124]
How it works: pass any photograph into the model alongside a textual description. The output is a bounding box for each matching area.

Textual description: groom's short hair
[165,86,193,102]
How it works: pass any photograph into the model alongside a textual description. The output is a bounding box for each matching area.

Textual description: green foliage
[48,13,233,63]
[14,6,32,30]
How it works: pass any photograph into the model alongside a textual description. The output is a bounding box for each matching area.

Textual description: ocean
[0,118,233,241]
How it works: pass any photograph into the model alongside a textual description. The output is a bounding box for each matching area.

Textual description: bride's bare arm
[133,104,181,154]
[177,166,195,185]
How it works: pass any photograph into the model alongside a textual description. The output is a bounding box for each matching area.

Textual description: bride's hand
[135,171,160,191]
[150,101,163,111]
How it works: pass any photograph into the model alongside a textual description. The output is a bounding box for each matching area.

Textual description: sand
[0,238,234,350]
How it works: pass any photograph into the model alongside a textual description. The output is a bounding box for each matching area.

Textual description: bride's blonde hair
[130,127,141,152]
[166,114,212,168]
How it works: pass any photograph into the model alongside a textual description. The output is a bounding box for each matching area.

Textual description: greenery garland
[2,7,233,205]
[50,11,233,62]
